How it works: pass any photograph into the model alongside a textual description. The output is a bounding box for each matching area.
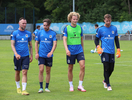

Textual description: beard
[44,28,49,31]
[21,27,25,31]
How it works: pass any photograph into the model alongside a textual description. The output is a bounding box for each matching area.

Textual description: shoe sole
[77,88,86,92]
[22,94,29,95]
[38,91,43,93]
[69,90,74,92]
[45,91,50,92]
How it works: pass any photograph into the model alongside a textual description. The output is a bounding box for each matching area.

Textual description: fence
[1,34,132,40]
[0,7,35,24]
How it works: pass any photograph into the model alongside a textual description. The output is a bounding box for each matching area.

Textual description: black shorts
[14,56,29,71]
[66,52,85,64]
[38,57,53,67]
[101,53,115,63]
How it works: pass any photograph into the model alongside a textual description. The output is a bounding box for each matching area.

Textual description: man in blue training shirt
[32,25,40,40]
[63,12,86,92]
[35,18,57,93]
[95,14,121,91]
[11,17,33,95]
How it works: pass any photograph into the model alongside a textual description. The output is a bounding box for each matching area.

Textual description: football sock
[40,82,43,89]
[69,81,73,87]
[107,84,110,87]
[79,80,83,86]
[45,83,49,88]
[22,82,27,91]
[15,81,20,88]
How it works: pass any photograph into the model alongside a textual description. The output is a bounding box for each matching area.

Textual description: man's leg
[103,62,110,85]
[45,66,51,92]
[109,63,114,77]
[77,60,86,92]
[103,62,112,91]
[68,64,74,91]
[15,70,21,93]
[22,69,29,95]
[38,64,44,93]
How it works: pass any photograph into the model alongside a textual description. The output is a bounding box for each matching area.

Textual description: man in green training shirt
[63,12,86,92]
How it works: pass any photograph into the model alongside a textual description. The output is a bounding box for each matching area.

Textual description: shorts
[101,53,115,63]
[67,52,85,64]
[38,57,53,67]
[14,56,29,71]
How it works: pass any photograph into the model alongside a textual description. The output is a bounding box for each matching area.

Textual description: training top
[11,29,32,57]
[36,29,57,58]
[63,25,83,55]
[96,25,118,54]
[33,29,40,40]
[33,29,40,36]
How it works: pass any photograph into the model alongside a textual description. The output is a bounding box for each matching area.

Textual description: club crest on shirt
[25,34,28,37]
[112,31,114,34]
[49,35,52,38]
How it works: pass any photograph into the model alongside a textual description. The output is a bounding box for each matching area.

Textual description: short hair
[67,12,80,22]
[19,17,26,22]
[37,25,40,29]
[43,19,51,25]
[104,14,112,19]
[95,24,98,27]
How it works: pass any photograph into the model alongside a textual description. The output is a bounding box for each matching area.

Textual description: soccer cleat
[38,88,43,93]
[45,88,50,92]
[22,90,29,95]
[77,86,86,92]
[107,86,112,91]
[69,86,74,92]
[102,80,107,89]
[17,88,21,94]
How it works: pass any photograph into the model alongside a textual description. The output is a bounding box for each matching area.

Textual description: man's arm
[35,41,39,60]
[94,37,99,47]
[115,36,120,49]
[28,41,33,62]
[63,36,70,56]
[47,41,57,57]
[81,36,84,52]
[11,40,21,60]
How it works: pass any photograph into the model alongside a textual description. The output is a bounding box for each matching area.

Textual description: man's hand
[47,52,52,58]
[116,49,121,58]
[15,53,21,60]
[97,45,103,54]
[66,50,71,57]
[35,53,39,60]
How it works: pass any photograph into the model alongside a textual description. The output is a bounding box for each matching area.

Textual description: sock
[16,81,20,88]
[40,82,43,89]
[45,83,49,89]
[107,84,110,87]
[79,80,83,86]
[22,82,27,91]
[69,81,73,87]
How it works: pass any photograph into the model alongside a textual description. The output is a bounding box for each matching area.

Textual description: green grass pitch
[0,40,132,100]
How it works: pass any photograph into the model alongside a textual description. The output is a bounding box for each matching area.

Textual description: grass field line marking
[116,61,132,63]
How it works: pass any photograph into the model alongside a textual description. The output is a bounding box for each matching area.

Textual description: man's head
[95,24,98,29]
[104,14,112,27]
[67,12,80,26]
[19,17,27,31]
[43,19,51,31]
[37,25,40,30]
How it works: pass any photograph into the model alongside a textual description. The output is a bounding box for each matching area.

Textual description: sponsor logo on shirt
[41,38,51,43]
[112,31,114,34]
[49,35,52,38]
[104,35,114,39]
[25,34,28,37]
